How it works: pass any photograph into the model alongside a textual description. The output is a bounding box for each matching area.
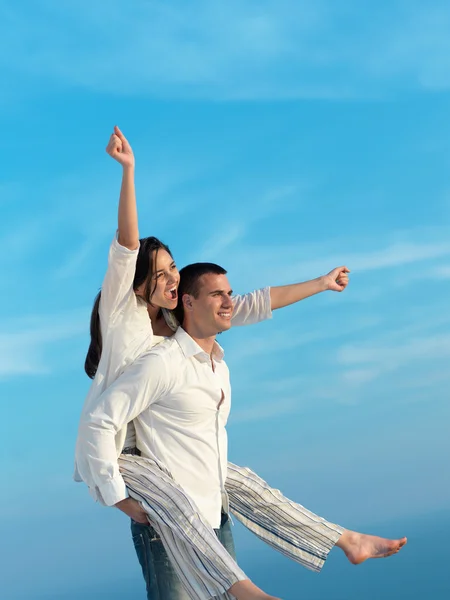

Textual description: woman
[75,127,405,600]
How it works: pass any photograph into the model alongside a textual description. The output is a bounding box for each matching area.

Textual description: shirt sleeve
[75,352,170,507]
[231,287,273,327]
[98,235,140,325]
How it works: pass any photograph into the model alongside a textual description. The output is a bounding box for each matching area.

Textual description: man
[81,263,406,599]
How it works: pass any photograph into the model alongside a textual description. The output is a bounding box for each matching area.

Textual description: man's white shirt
[79,326,231,529]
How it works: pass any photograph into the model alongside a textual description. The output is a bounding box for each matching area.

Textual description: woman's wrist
[122,163,135,174]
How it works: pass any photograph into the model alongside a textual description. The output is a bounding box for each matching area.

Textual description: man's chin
[216,320,232,333]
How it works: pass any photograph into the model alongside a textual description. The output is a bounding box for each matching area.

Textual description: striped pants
[119,455,343,600]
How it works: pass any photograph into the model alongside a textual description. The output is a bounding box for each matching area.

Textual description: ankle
[336,529,355,551]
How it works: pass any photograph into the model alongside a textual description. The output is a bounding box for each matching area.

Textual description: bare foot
[337,529,407,565]
[229,579,280,600]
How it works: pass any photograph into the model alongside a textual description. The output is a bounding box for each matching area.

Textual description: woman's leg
[120,454,278,600]
[225,463,342,572]
[226,463,406,569]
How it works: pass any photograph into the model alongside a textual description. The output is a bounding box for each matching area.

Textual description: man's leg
[131,519,190,600]
[216,512,237,561]
[131,513,237,600]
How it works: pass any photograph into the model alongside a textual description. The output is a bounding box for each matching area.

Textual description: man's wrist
[318,275,329,292]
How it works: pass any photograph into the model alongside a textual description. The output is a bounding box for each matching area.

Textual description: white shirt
[80,327,231,528]
[75,237,272,503]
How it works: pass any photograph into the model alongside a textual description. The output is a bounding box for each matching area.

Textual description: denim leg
[131,514,236,600]
[131,520,190,600]
[216,513,237,561]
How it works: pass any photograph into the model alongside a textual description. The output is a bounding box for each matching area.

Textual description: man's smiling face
[188,273,234,335]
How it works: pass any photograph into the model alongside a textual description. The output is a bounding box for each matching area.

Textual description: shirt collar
[174,327,225,362]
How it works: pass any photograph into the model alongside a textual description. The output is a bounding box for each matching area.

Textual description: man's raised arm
[230,266,350,327]
[270,266,350,310]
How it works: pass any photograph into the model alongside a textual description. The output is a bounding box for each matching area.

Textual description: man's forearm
[270,277,327,310]
[269,266,350,309]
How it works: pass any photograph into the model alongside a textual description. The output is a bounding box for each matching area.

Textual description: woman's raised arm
[106,125,139,249]
[96,127,140,325]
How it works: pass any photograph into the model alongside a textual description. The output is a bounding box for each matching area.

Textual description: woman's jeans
[131,512,236,600]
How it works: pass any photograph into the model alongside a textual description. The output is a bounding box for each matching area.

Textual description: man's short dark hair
[174,262,227,323]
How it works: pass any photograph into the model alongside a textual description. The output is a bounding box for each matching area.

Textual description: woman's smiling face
[135,248,180,310]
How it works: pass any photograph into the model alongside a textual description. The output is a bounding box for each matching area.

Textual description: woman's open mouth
[165,287,178,301]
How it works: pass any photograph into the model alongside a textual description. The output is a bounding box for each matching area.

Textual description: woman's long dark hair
[84,236,172,379]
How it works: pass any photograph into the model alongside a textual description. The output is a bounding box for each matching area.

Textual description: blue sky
[1,1,450,598]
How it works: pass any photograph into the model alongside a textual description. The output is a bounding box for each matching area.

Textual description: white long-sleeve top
[75,237,272,503]
[79,326,232,528]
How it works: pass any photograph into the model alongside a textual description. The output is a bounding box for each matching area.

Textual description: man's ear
[182,293,194,312]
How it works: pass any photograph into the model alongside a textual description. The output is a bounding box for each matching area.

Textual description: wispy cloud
[347,240,450,272]
[0,310,88,378]
[433,264,450,279]
[367,2,450,91]
[52,238,102,281]
[3,1,450,102]
[198,224,246,261]
[337,332,450,372]
[227,314,382,363]
[329,313,450,403]
[224,228,450,290]
[231,396,299,424]
[197,183,303,261]
[1,156,211,284]
[226,298,450,422]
